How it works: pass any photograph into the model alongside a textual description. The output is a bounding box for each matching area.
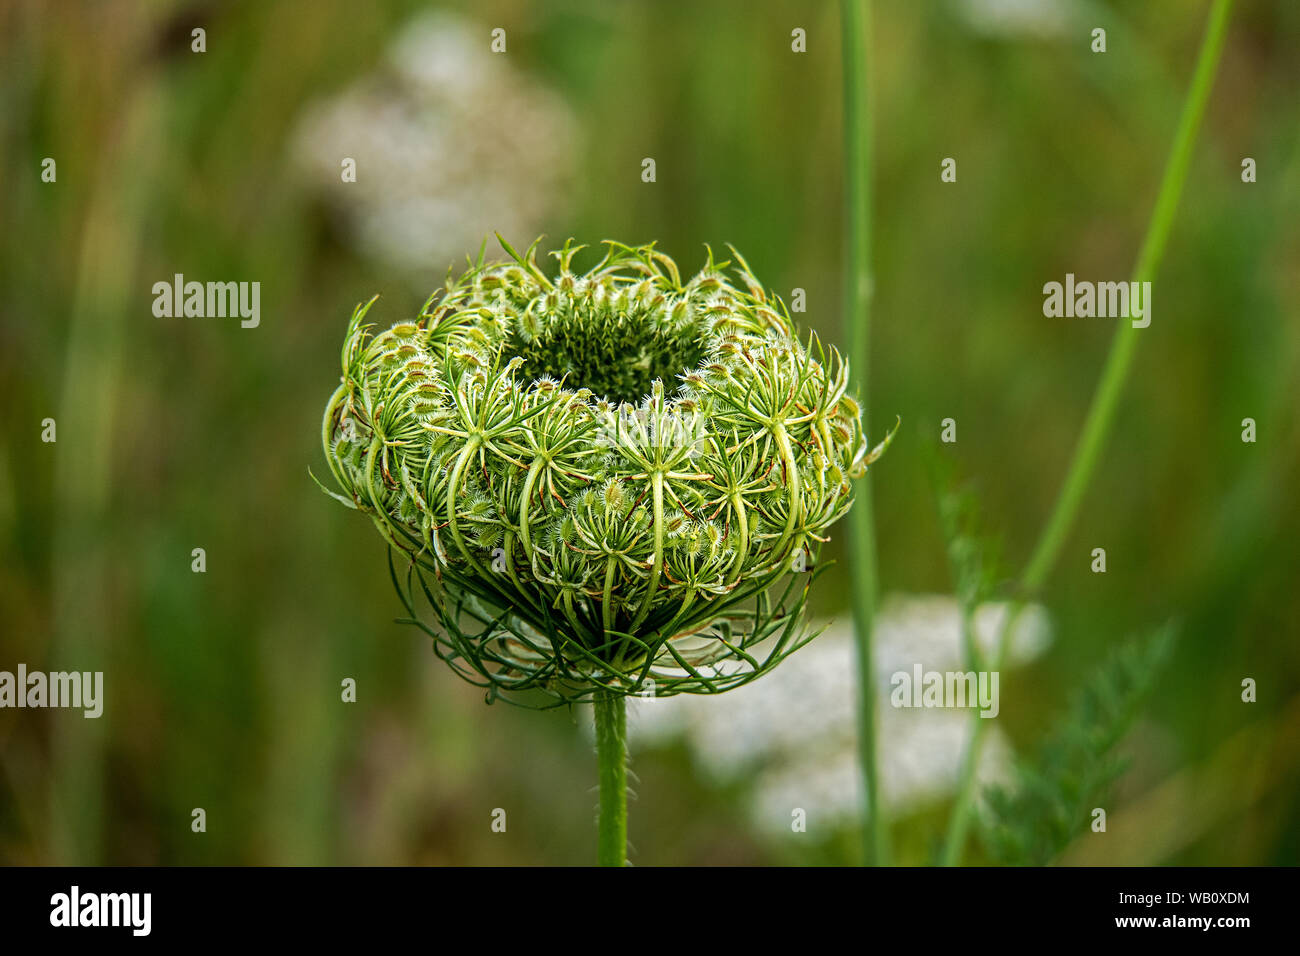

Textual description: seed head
[321,237,891,703]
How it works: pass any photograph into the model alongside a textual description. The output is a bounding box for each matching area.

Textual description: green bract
[321,237,892,704]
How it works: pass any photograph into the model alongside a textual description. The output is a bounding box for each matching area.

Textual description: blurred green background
[1,0,1297,865]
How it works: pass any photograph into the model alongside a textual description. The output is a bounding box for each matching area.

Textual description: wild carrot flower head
[321,237,892,704]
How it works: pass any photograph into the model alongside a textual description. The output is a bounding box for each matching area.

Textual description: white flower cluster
[292,12,578,279]
[626,593,1052,835]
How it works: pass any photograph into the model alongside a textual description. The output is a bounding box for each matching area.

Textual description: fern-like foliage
[978,625,1176,865]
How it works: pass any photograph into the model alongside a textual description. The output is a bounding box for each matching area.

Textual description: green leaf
[977,624,1177,865]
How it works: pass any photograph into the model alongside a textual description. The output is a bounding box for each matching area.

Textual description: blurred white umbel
[291,12,578,281]
[955,0,1079,37]
[627,593,1052,836]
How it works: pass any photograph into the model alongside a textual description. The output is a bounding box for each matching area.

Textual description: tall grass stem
[941,0,1235,866]
[840,0,889,867]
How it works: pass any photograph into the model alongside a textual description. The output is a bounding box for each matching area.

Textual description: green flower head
[321,236,892,704]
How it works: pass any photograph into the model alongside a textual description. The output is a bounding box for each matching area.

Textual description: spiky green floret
[321,236,893,704]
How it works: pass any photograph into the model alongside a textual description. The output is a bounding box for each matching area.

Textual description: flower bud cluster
[322,238,890,701]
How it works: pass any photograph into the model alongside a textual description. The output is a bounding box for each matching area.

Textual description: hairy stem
[841,0,889,866]
[940,0,1235,866]
[594,690,628,867]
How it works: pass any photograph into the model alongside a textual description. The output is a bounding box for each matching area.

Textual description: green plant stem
[593,690,628,867]
[939,609,985,866]
[940,0,1235,866]
[1023,0,1236,592]
[841,0,889,867]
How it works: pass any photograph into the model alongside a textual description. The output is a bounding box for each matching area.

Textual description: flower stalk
[940,0,1235,866]
[1020,0,1236,594]
[840,0,889,867]
[594,690,628,867]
